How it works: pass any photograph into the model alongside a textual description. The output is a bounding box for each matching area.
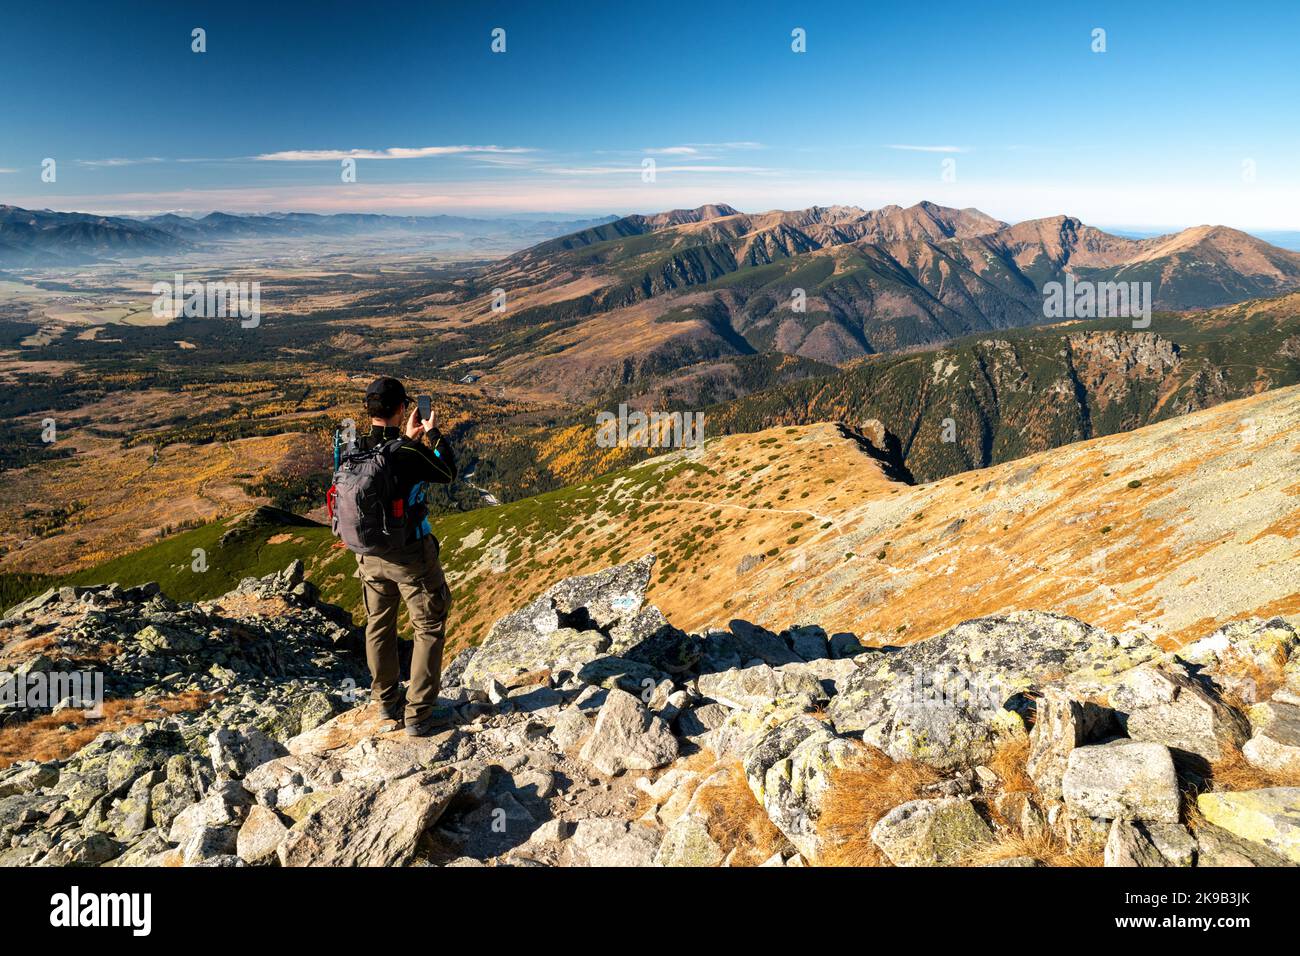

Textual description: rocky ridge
[2,555,1299,868]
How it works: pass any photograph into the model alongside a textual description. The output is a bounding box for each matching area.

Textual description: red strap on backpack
[326,485,337,518]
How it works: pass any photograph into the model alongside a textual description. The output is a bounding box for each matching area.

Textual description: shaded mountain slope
[704,295,1300,482]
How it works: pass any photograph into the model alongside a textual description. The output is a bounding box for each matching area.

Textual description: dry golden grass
[632,748,723,820]
[1212,647,1290,705]
[817,745,942,866]
[1207,745,1300,792]
[0,634,122,671]
[0,690,214,769]
[637,753,787,866]
[690,762,788,866]
[0,634,60,670]
[961,830,1103,868]
[988,736,1036,794]
[676,747,728,775]
[1176,742,1300,834]
[1183,794,1210,833]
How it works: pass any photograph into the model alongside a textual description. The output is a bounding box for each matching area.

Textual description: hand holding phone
[416,395,437,437]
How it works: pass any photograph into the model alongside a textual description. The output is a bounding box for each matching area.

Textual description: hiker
[329,377,458,736]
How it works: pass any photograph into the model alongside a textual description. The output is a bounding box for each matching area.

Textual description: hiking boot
[377,695,406,724]
[403,706,456,737]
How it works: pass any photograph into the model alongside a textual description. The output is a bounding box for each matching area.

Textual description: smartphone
[417,395,432,423]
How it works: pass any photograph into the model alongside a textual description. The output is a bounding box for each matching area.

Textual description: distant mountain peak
[641,203,739,228]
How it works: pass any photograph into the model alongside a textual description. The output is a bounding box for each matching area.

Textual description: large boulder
[1111,665,1248,763]
[258,690,342,742]
[565,818,661,867]
[208,727,288,780]
[104,829,173,868]
[870,797,994,866]
[1104,820,1196,867]
[0,763,59,798]
[149,756,210,832]
[675,701,730,742]
[696,620,801,671]
[828,612,1157,770]
[1142,822,1197,866]
[1104,819,1170,867]
[132,623,205,655]
[460,556,666,688]
[236,804,289,865]
[1196,788,1300,864]
[786,625,830,662]
[3,586,59,620]
[104,770,161,841]
[655,813,724,868]
[696,663,826,711]
[742,715,857,860]
[1061,741,1180,823]
[243,706,460,794]
[1194,821,1296,867]
[178,825,237,866]
[550,706,591,750]
[1243,700,1300,775]
[277,767,461,867]
[575,655,670,695]
[167,780,252,845]
[706,696,822,761]
[1027,689,1118,800]
[578,688,679,776]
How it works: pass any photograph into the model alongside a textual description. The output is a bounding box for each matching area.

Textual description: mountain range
[0,205,620,266]
[470,202,1300,404]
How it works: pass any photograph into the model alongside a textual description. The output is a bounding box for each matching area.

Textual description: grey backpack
[327,438,412,556]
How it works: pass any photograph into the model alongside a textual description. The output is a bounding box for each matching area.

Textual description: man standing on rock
[330,377,457,737]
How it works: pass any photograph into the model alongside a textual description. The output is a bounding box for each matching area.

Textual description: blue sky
[2,0,1297,229]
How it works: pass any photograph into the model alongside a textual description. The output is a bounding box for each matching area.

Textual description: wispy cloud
[76,157,165,167]
[547,164,776,176]
[686,141,765,150]
[603,142,766,159]
[886,144,970,153]
[254,145,534,162]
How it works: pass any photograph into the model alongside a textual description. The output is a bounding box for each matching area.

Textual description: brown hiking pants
[356,536,452,723]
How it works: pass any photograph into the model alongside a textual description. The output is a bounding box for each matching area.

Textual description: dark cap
[364,377,409,415]
[365,376,408,403]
